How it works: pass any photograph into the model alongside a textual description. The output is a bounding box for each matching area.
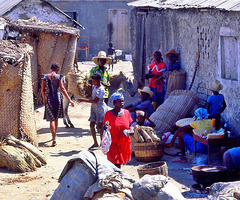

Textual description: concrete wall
[49,1,133,59]
[130,8,240,134]
[4,0,74,26]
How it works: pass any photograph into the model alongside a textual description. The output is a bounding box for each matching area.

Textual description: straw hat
[92,51,112,65]
[165,49,179,58]
[138,86,154,98]
[209,80,223,91]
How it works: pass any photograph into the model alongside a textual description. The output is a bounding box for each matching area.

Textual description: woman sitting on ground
[131,110,156,128]
[165,108,211,163]
[125,86,154,122]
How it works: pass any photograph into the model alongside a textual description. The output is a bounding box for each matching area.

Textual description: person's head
[92,51,111,66]
[209,80,223,95]
[109,42,113,48]
[91,73,101,86]
[98,58,107,66]
[152,50,163,62]
[138,86,154,101]
[194,108,208,121]
[51,63,60,72]
[136,110,145,125]
[165,49,179,62]
[110,92,124,108]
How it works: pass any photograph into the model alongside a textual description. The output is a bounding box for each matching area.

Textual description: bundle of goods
[164,69,186,99]
[0,135,46,173]
[150,90,199,136]
[67,71,92,98]
[133,125,164,162]
[0,40,37,145]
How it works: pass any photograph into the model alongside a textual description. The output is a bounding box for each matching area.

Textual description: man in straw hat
[89,51,111,104]
[164,49,180,72]
[125,86,154,122]
[207,79,226,130]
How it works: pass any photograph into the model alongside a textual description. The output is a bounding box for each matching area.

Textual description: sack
[101,127,112,155]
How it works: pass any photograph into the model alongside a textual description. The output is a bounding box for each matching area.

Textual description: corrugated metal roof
[0,0,23,16]
[128,0,240,11]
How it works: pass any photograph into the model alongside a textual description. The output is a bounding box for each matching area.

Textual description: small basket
[137,161,168,178]
[134,142,164,162]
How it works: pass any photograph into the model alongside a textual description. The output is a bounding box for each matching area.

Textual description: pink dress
[103,109,133,164]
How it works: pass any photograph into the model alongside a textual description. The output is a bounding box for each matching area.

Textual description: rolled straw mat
[150,90,199,136]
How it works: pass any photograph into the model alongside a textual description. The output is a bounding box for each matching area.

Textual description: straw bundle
[0,145,37,172]
[0,40,37,145]
[67,72,92,97]
[150,90,199,136]
[165,69,186,99]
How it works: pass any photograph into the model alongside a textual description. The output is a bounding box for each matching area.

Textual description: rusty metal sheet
[128,0,240,11]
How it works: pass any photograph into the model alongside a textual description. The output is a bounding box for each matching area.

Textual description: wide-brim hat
[165,49,179,58]
[92,51,112,65]
[138,86,154,98]
[209,80,223,91]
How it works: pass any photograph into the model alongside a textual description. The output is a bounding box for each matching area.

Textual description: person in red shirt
[145,50,166,109]
[103,92,133,168]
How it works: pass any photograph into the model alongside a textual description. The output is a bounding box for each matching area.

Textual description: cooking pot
[192,165,227,187]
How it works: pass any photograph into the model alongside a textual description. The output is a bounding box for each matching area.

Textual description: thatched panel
[0,40,37,145]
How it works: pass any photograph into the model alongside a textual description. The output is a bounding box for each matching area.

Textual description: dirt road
[0,61,206,200]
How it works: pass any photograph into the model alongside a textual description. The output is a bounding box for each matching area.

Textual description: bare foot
[88,143,99,150]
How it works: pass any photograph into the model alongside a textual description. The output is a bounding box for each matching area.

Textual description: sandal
[172,157,187,163]
[88,144,99,150]
[52,141,57,147]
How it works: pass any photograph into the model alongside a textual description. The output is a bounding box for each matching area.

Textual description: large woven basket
[165,69,186,99]
[137,161,168,178]
[134,142,164,162]
[150,90,199,136]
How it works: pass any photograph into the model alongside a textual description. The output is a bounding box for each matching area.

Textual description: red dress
[103,109,133,164]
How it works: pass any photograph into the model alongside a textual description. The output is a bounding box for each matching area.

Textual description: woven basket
[165,69,186,99]
[150,90,199,136]
[134,142,164,162]
[137,161,168,178]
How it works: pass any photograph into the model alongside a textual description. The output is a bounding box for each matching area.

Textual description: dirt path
[0,61,207,200]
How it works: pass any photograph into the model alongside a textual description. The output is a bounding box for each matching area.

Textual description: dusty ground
[0,61,208,200]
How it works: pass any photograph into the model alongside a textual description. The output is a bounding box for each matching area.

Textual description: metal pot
[192,165,227,187]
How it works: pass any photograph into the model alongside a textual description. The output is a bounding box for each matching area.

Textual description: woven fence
[0,40,37,145]
[6,19,80,105]
[150,90,199,136]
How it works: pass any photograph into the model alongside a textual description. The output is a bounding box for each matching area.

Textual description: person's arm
[41,80,46,104]
[145,114,156,127]
[165,125,192,147]
[59,79,74,107]
[78,96,100,104]
[206,102,211,114]
[221,99,227,113]
[124,104,134,109]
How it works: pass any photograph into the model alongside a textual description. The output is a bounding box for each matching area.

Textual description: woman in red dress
[103,92,133,168]
[145,50,166,109]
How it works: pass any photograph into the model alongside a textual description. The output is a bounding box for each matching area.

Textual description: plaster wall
[130,8,240,134]
[4,0,72,25]
[50,1,133,58]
